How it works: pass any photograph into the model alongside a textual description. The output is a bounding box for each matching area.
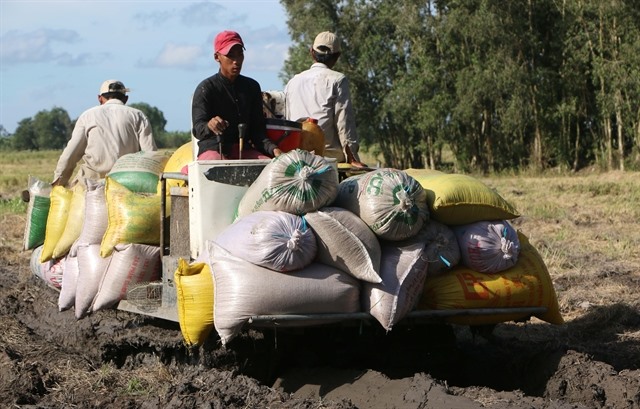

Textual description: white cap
[312,31,341,55]
[99,79,130,95]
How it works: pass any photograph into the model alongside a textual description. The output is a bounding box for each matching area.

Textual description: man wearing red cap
[191,30,281,160]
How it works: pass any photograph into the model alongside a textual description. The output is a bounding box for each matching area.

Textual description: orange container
[265,118,302,152]
[300,118,325,156]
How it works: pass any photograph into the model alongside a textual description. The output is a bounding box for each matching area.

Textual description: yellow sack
[417,232,563,325]
[404,168,519,226]
[175,258,214,347]
[100,178,161,258]
[107,150,171,194]
[162,142,192,216]
[40,186,73,263]
[163,142,192,191]
[52,184,86,259]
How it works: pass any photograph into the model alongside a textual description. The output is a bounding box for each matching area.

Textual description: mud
[1,214,639,408]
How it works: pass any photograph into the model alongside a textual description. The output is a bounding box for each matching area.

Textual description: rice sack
[215,210,317,272]
[237,149,339,217]
[333,168,428,241]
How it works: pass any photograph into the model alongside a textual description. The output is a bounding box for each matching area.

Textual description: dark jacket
[191,72,278,157]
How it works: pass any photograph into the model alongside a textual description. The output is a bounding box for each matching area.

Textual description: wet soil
[1,213,639,408]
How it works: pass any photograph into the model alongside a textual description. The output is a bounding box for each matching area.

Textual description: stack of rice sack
[404,169,564,327]
[177,155,563,347]
[177,150,434,345]
[27,151,169,319]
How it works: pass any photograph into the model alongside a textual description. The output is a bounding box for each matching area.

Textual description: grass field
[3,150,640,320]
[1,150,638,407]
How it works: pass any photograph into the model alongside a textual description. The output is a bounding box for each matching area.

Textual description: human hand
[273,148,282,157]
[349,160,368,168]
[207,116,229,136]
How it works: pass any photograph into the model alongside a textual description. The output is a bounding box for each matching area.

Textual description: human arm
[344,145,367,168]
[191,78,227,156]
[334,77,366,167]
[52,120,88,186]
[137,113,158,151]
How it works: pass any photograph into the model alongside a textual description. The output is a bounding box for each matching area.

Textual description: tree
[0,125,11,150]
[32,107,72,149]
[11,118,38,150]
[129,102,167,142]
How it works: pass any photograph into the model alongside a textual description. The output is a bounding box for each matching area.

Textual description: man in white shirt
[52,80,157,187]
[285,31,366,167]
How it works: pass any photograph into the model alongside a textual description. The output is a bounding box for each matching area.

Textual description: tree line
[0,103,191,151]
[281,0,640,172]
[3,0,639,173]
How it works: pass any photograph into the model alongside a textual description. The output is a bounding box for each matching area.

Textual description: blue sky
[0,0,291,134]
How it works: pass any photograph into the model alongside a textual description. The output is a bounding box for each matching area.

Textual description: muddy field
[1,172,640,408]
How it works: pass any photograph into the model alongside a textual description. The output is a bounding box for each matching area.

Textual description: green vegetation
[2,2,640,173]
[0,104,190,153]
[281,0,640,172]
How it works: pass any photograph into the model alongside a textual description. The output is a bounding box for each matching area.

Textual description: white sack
[207,241,360,346]
[417,219,460,277]
[30,245,64,290]
[23,176,51,250]
[333,168,428,241]
[362,238,429,331]
[58,254,79,311]
[75,244,111,319]
[215,210,317,272]
[454,220,520,274]
[237,149,338,217]
[92,243,162,311]
[305,207,381,283]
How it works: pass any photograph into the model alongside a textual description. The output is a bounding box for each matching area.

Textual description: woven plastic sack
[52,184,86,259]
[305,207,381,283]
[215,210,317,272]
[107,150,171,194]
[417,219,460,277]
[362,238,429,331]
[175,256,214,347]
[334,168,428,241]
[71,180,107,257]
[23,176,51,250]
[163,142,192,189]
[237,149,339,217]
[404,168,520,226]
[75,244,111,319]
[416,231,564,325]
[100,177,161,258]
[58,254,79,311]
[454,220,520,274]
[207,241,360,345]
[30,245,64,290]
[92,243,162,311]
[40,185,73,263]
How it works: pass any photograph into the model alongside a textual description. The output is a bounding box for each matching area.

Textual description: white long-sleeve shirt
[284,63,360,162]
[53,99,157,186]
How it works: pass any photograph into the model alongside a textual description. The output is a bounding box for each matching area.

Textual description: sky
[0,0,292,134]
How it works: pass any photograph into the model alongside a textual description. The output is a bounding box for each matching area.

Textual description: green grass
[0,150,59,194]
[0,197,27,214]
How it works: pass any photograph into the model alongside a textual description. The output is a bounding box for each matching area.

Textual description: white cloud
[0,29,83,65]
[141,42,205,69]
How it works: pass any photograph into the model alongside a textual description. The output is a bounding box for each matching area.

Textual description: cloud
[0,29,91,66]
[138,42,204,69]
[134,9,176,27]
[180,2,230,26]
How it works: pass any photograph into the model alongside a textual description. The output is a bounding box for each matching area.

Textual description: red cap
[214,30,245,55]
